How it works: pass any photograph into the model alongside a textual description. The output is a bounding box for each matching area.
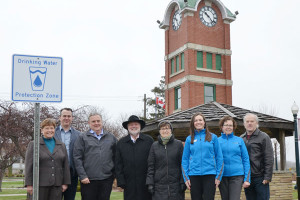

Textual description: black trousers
[219,176,243,200]
[80,176,114,200]
[62,168,78,200]
[28,186,62,200]
[190,175,216,200]
[245,176,270,200]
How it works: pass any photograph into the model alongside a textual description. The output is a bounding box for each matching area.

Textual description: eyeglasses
[223,125,233,127]
[160,128,171,131]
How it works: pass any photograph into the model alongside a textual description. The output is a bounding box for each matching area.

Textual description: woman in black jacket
[146,121,186,200]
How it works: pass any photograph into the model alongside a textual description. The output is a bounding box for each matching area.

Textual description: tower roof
[159,0,236,29]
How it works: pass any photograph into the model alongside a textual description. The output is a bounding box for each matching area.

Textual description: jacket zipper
[200,135,202,174]
[165,145,170,197]
[227,135,229,173]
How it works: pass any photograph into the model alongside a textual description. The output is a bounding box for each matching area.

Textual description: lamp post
[292,101,300,199]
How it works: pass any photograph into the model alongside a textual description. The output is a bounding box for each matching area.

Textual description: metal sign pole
[33,103,40,200]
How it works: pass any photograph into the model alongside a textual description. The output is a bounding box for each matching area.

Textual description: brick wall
[164,1,233,116]
[165,81,232,115]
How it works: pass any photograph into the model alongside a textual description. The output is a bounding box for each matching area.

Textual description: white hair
[88,112,102,121]
[243,113,259,128]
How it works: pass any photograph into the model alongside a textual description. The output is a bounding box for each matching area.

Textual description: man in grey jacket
[55,108,81,200]
[73,113,117,200]
[241,113,274,200]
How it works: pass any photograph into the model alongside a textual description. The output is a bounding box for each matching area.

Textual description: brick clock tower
[159,0,236,115]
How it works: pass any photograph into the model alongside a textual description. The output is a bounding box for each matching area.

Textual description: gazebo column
[279,129,286,170]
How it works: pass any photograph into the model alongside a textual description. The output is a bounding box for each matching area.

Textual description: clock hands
[173,14,181,27]
[200,6,217,27]
[173,17,178,26]
[204,11,214,23]
[172,12,181,30]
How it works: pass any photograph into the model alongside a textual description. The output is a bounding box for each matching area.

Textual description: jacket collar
[158,134,174,145]
[221,132,234,138]
[195,129,206,135]
[124,132,146,142]
[40,136,63,145]
[55,126,76,141]
[39,137,62,156]
[86,130,107,137]
[252,128,260,136]
[55,125,75,133]
[241,128,260,138]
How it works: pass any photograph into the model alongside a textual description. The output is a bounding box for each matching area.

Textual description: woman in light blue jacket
[218,116,251,200]
[182,112,223,200]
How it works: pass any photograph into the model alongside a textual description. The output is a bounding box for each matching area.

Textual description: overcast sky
[1,0,299,160]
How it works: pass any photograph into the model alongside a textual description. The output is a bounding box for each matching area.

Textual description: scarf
[161,134,172,145]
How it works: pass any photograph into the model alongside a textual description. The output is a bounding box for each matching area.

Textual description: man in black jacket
[115,115,154,200]
[241,113,274,200]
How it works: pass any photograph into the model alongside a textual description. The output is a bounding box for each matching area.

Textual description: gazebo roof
[142,102,294,141]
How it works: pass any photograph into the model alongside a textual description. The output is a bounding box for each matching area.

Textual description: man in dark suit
[115,115,154,200]
[55,108,81,200]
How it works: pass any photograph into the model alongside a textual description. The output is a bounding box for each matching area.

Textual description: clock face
[199,6,218,27]
[172,10,182,31]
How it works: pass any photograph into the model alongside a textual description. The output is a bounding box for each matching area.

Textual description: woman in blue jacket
[182,113,223,200]
[218,116,251,200]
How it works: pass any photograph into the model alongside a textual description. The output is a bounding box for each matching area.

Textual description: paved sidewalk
[0,194,26,196]
[2,179,24,182]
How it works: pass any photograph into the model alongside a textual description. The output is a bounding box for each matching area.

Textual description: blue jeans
[244,176,270,200]
[62,168,78,200]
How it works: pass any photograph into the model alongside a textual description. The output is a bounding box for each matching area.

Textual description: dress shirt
[130,134,140,143]
[60,125,71,158]
[90,129,104,140]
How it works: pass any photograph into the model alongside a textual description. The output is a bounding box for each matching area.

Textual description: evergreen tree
[146,76,165,120]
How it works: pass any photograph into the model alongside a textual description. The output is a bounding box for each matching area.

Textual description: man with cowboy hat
[115,115,154,200]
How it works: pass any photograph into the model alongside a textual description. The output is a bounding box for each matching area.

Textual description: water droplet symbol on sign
[33,75,42,87]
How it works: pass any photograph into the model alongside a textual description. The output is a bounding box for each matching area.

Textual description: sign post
[12,54,63,200]
[33,103,40,200]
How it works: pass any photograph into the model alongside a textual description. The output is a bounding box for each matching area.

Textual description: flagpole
[155,96,158,119]
[144,94,146,120]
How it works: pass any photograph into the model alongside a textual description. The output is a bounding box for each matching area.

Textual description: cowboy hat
[122,115,146,130]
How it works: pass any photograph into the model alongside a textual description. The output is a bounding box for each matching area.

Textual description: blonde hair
[40,118,56,129]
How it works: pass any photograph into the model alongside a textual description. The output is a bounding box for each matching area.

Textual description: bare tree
[69,105,126,139]
[0,101,58,191]
[0,101,127,191]
[0,101,31,191]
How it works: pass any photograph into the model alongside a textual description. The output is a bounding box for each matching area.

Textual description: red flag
[156,97,166,109]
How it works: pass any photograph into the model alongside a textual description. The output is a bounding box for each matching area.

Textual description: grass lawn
[0,197,27,200]
[0,191,123,200]
[293,190,298,199]
[1,181,25,190]
[0,179,123,200]
[1,179,297,200]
